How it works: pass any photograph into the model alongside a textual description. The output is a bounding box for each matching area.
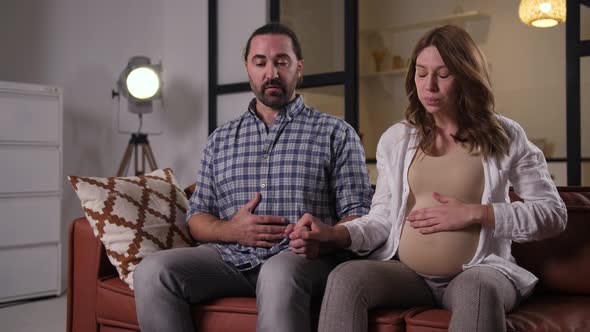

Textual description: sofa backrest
[511,187,590,296]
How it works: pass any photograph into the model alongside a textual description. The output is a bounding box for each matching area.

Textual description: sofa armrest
[67,217,116,332]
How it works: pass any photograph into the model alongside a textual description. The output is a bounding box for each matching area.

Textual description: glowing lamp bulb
[539,3,552,13]
[126,67,160,100]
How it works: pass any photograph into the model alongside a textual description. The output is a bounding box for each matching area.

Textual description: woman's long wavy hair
[404,25,509,158]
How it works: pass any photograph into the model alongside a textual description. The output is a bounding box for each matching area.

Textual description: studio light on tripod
[113,56,163,176]
[117,56,162,114]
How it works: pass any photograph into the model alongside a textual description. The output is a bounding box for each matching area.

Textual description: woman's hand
[406,192,486,234]
[288,213,352,257]
[288,214,330,259]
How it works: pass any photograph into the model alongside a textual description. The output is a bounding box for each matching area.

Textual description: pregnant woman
[289,25,567,332]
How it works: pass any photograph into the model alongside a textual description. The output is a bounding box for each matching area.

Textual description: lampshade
[519,0,566,28]
[116,56,162,114]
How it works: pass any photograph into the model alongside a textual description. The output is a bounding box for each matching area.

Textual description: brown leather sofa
[67,187,590,332]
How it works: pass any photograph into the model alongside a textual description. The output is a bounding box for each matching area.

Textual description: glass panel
[217,92,255,127]
[547,161,567,186]
[298,85,344,119]
[582,57,590,159]
[581,3,590,41]
[218,0,267,85]
[583,162,590,186]
[359,75,405,160]
[358,1,566,161]
[280,0,344,75]
[582,55,590,185]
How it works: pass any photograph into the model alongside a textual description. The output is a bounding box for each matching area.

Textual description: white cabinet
[0,81,63,303]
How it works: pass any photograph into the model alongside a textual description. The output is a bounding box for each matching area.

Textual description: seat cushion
[96,276,408,332]
[404,308,449,332]
[369,307,409,332]
[193,298,258,332]
[96,277,260,331]
[404,295,590,332]
[97,277,138,330]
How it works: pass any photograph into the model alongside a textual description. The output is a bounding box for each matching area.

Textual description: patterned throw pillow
[68,168,193,289]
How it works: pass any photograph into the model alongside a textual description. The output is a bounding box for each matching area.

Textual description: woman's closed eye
[416,72,450,78]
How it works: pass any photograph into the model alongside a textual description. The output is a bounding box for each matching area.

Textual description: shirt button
[263,154,269,159]
[260,183,267,189]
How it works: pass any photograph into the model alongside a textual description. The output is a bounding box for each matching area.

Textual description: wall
[0,0,208,289]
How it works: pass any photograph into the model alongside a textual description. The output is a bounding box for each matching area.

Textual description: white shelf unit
[0,81,63,303]
[360,68,407,79]
[360,10,488,35]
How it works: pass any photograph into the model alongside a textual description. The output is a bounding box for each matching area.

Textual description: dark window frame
[565,0,590,185]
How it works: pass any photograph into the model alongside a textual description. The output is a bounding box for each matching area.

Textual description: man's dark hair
[243,22,303,61]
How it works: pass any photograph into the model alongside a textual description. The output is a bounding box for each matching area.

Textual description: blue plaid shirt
[187,95,373,270]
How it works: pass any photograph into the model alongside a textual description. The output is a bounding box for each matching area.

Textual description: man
[134,23,373,332]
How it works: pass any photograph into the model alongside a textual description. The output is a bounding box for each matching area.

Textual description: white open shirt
[343,116,567,297]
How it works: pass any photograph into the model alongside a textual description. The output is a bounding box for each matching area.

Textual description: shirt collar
[247,94,305,122]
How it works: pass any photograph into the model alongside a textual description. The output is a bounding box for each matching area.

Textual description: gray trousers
[318,260,518,332]
[133,244,344,332]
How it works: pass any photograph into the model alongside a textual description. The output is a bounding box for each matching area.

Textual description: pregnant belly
[398,199,481,277]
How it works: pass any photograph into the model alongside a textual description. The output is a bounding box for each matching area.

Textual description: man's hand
[406,192,484,234]
[225,193,288,247]
[289,213,354,258]
[288,213,351,259]
[288,213,322,259]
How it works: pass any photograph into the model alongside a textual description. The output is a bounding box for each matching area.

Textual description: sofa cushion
[68,168,192,289]
[97,278,138,329]
[96,276,260,332]
[404,308,448,332]
[96,275,408,332]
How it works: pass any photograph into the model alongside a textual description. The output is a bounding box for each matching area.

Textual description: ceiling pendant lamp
[519,0,566,28]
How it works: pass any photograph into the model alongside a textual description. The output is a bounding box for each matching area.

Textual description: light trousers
[318,259,518,332]
[133,244,344,332]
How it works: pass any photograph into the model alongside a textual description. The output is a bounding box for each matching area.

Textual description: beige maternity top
[398,145,484,277]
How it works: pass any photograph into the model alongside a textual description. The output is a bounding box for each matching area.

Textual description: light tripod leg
[117,143,134,176]
[117,134,158,177]
[134,141,141,175]
[143,143,158,171]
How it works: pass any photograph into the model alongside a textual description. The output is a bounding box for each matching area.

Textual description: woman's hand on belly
[406,192,487,234]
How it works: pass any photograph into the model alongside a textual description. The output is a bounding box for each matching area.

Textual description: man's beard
[252,78,294,109]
